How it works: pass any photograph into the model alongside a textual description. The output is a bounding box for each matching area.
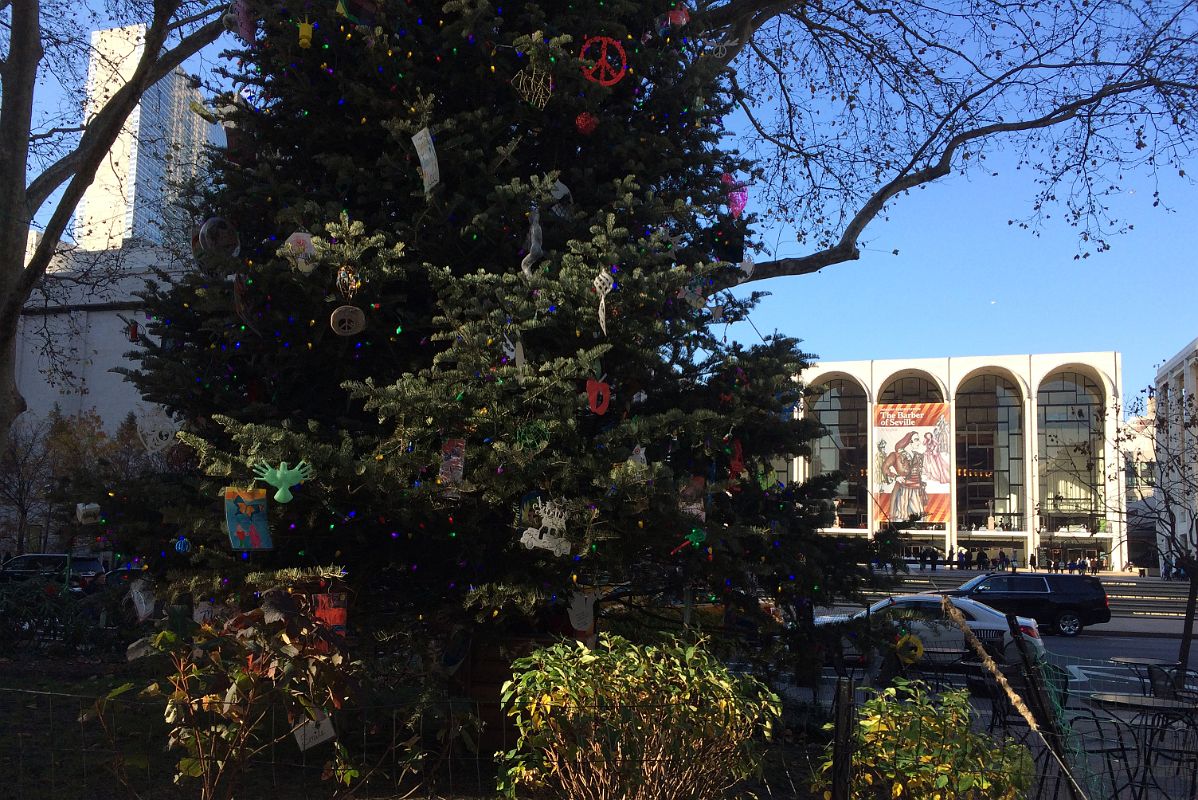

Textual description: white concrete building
[75,24,213,251]
[1152,337,1198,573]
[17,243,186,430]
[795,352,1128,569]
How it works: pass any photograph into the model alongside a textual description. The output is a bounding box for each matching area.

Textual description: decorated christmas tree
[128,0,896,666]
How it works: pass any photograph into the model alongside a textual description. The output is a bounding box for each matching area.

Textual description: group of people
[909,546,1111,574]
[1043,554,1104,575]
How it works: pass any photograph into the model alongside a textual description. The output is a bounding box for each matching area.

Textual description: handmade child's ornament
[283,231,318,274]
[411,128,440,194]
[737,255,755,282]
[520,207,543,279]
[568,590,598,646]
[629,444,648,467]
[501,333,527,369]
[679,475,706,521]
[511,66,552,109]
[137,406,179,453]
[519,498,570,556]
[548,179,573,218]
[313,593,348,636]
[439,438,466,486]
[670,526,707,555]
[330,263,365,336]
[587,376,611,415]
[580,36,628,86]
[224,487,273,551]
[593,271,614,335]
[297,18,314,48]
[721,173,748,219]
[253,460,314,503]
[294,709,337,751]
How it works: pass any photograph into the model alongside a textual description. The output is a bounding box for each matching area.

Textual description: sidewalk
[1091,614,1189,639]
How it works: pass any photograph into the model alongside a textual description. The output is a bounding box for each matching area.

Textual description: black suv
[0,553,106,591]
[944,572,1110,636]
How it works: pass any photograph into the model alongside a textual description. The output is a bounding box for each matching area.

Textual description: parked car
[943,572,1110,636]
[815,593,1045,670]
[0,553,105,591]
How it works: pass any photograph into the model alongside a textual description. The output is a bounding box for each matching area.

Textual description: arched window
[956,374,1025,531]
[807,379,868,528]
[879,375,943,404]
[1037,370,1105,532]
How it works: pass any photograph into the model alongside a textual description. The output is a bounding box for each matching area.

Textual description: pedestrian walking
[929,548,939,572]
[1029,553,1038,570]
[919,549,927,571]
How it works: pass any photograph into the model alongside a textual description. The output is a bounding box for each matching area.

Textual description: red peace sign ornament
[579,36,628,86]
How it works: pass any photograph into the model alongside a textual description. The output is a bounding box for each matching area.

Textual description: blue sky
[32,23,1194,410]
[734,157,1196,408]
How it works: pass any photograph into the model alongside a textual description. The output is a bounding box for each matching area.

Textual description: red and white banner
[873,403,951,524]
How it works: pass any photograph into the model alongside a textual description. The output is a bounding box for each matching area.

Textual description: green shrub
[144,590,361,800]
[812,679,1033,799]
[498,633,780,800]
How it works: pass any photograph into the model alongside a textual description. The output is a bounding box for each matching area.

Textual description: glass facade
[878,376,943,403]
[807,379,868,528]
[1037,370,1106,533]
[956,374,1025,531]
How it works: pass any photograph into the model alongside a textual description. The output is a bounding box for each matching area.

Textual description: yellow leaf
[892,782,904,797]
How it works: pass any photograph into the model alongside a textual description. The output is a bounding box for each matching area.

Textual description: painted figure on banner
[882,432,927,522]
[923,431,952,484]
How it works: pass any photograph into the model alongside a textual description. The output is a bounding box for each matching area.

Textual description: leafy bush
[0,579,107,650]
[498,633,780,800]
[144,589,361,800]
[812,679,1033,799]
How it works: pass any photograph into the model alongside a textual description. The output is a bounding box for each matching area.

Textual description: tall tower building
[75,24,213,251]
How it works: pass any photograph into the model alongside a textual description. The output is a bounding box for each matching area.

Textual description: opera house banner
[873,403,952,524]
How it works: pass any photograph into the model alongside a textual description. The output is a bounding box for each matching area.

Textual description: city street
[1045,632,1183,663]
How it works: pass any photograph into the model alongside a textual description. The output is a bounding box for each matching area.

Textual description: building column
[866,397,876,539]
[1025,390,1040,561]
[947,393,958,559]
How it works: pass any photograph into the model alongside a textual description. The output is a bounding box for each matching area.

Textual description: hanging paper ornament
[284,231,318,274]
[253,460,314,503]
[439,438,466,486]
[629,444,648,467]
[575,111,599,135]
[174,536,192,554]
[297,18,314,48]
[520,207,543,279]
[721,173,748,219]
[737,255,755,282]
[593,271,614,335]
[502,333,527,369]
[137,406,180,453]
[568,589,598,646]
[76,502,101,524]
[511,66,552,109]
[312,592,348,636]
[223,487,273,551]
[711,303,725,323]
[679,475,706,521]
[548,180,573,219]
[579,36,628,86]
[669,6,691,27]
[411,127,440,194]
[587,376,611,415]
[196,217,241,258]
[519,497,571,556]
[330,305,365,336]
[632,390,648,405]
[125,319,140,342]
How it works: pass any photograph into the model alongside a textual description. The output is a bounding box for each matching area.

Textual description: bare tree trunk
[1179,573,1198,673]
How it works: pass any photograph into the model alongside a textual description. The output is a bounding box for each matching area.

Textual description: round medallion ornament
[197,217,241,258]
[175,536,192,554]
[330,305,366,336]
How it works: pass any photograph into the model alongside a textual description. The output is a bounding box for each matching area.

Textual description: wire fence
[2,653,1195,799]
